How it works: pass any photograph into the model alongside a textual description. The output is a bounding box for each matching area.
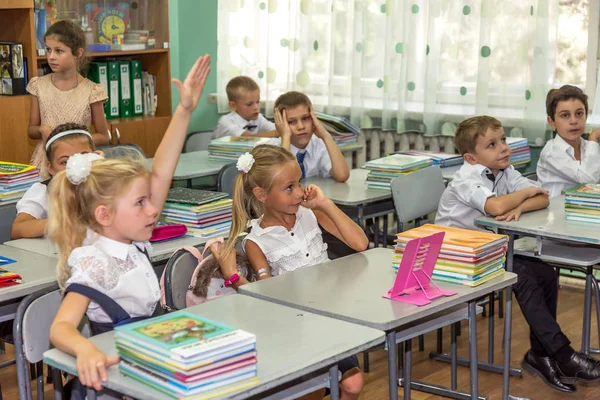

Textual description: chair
[216,163,238,197]
[184,131,213,153]
[13,284,91,400]
[97,143,146,159]
[163,249,200,311]
[390,166,446,232]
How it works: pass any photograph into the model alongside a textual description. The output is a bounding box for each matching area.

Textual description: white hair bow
[65,153,104,185]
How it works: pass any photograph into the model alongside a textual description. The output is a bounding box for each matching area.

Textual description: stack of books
[364,154,433,189]
[393,224,507,287]
[0,162,41,203]
[314,111,359,148]
[507,137,531,168]
[396,150,463,168]
[208,136,270,162]
[115,311,259,399]
[160,188,233,239]
[564,183,600,224]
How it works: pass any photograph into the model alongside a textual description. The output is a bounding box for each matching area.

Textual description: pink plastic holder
[383,231,457,306]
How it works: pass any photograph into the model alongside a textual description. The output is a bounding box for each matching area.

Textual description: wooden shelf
[37,48,169,61]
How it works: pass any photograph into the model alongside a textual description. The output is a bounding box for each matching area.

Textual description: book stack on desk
[115,311,259,399]
[0,162,41,203]
[393,224,507,287]
[364,154,433,189]
[564,183,600,224]
[160,188,233,239]
[395,150,463,168]
[506,137,531,168]
[207,136,270,162]
[313,111,359,148]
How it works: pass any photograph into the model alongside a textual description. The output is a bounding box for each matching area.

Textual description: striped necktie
[296,151,306,179]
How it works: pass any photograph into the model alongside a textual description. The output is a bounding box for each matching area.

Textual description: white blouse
[65,230,160,324]
[243,206,329,276]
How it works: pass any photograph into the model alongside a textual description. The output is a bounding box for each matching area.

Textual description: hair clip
[236,152,255,173]
[65,153,104,185]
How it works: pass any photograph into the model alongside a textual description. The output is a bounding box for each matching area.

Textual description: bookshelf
[0,0,172,163]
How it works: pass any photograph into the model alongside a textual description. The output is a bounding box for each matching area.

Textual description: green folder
[88,62,110,118]
[106,61,120,119]
[118,60,133,118]
[130,60,143,116]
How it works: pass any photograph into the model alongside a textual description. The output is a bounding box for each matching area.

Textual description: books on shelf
[364,154,433,189]
[160,189,233,239]
[396,150,463,168]
[394,224,507,287]
[115,311,258,399]
[0,162,41,203]
[506,137,531,168]
[564,183,600,224]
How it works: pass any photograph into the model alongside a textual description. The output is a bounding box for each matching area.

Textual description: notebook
[166,188,229,206]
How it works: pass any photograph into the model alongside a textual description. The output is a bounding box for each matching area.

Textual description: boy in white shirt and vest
[537,85,600,198]
[436,116,600,393]
[212,76,278,139]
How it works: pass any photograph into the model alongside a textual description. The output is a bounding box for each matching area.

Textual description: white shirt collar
[290,134,317,156]
[249,207,306,237]
[554,134,585,159]
[83,229,146,261]
[231,111,257,126]
[462,162,513,181]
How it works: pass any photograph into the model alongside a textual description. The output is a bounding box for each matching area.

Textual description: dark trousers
[512,255,571,356]
[320,225,357,260]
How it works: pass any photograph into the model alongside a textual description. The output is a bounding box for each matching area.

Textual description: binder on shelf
[130,60,143,116]
[106,61,120,119]
[118,60,132,118]
[88,62,110,118]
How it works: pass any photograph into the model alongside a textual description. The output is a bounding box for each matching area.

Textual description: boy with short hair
[212,76,278,138]
[537,85,600,198]
[272,91,349,183]
[436,116,600,393]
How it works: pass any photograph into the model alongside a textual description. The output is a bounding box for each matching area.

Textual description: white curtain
[217,0,559,144]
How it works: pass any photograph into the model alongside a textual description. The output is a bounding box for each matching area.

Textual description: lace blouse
[243,206,329,276]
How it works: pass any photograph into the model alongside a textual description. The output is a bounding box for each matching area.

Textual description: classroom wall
[169,0,220,132]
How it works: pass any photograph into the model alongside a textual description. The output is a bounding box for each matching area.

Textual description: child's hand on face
[590,128,600,142]
[310,108,330,139]
[302,184,330,210]
[274,108,291,140]
[172,54,211,112]
[76,343,119,390]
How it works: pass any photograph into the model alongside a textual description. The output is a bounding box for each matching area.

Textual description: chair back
[164,249,200,310]
[184,131,213,153]
[217,163,239,197]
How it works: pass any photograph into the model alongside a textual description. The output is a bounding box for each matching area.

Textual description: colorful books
[396,150,463,168]
[115,311,258,398]
[0,161,41,203]
[506,137,531,167]
[394,224,507,287]
[364,154,433,189]
[167,187,229,206]
[0,260,21,287]
[208,136,271,162]
[564,184,600,224]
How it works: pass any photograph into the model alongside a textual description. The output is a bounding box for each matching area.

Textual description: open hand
[76,344,119,391]
[274,108,291,140]
[590,128,600,142]
[172,54,211,112]
[310,108,329,139]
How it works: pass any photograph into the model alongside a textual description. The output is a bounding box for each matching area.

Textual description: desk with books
[43,294,384,400]
[145,150,231,188]
[239,248,518,400]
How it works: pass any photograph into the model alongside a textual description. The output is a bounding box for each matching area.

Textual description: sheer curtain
[217,0,559,144]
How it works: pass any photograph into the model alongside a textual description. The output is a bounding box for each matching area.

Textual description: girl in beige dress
[28,20,109,179]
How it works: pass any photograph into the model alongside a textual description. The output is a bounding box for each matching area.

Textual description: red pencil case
[150,224,188,242]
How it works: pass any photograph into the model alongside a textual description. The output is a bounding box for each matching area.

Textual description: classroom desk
[145,150,231,187]
[476,195,600,355]
[0,200,17,244]
[239,248,517,400]
[304,169,395,246]
[43,294,384,400]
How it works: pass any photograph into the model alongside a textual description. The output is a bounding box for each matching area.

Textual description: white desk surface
[304,169,391,206]
[145,150,231,181]
[239,248,517,331]
[475,195,600,245]
[44,294,384,400]
[0,244,57,302]
[3,236,208,264]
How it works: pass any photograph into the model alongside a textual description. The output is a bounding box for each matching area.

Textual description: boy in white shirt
[212,76,278,139]
[272,91,350,183]
[537,85,600,198]
[436,116,600,393]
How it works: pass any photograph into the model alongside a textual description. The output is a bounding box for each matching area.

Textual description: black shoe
[557,351,600,384]
[522,350,576,393]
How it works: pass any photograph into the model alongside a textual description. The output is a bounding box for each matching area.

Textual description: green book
[564,183,600,199]
[106,61,120,119]
[118,60,133,118]
[88,62,110,119]
[130,60,143,116]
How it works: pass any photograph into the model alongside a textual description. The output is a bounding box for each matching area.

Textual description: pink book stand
[384,231,457,306]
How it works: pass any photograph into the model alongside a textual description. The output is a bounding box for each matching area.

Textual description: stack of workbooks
[314,111,359,147]
[393,224,507,287]
[115,311,258,399]
[0,162,41,203]
[207,136,270,162]
[564,184,600,224]
[364,154,433,189]
[506,137,531,168]
[396,150,463,168]
[160,188,233,239]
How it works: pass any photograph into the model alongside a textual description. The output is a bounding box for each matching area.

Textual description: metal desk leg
[488,292,495,364]
[383,216,389,247]
[387,331,398,400]
[329,364,340,400]
[503,234,514,400]
[86,388,97,400]
[52,367,63,400]
[469,301,479,400]
[404,338,412,399]
[582,266,593,355]
[374,217,380,247]
[357,206,365,233]
[451,323,458,391]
